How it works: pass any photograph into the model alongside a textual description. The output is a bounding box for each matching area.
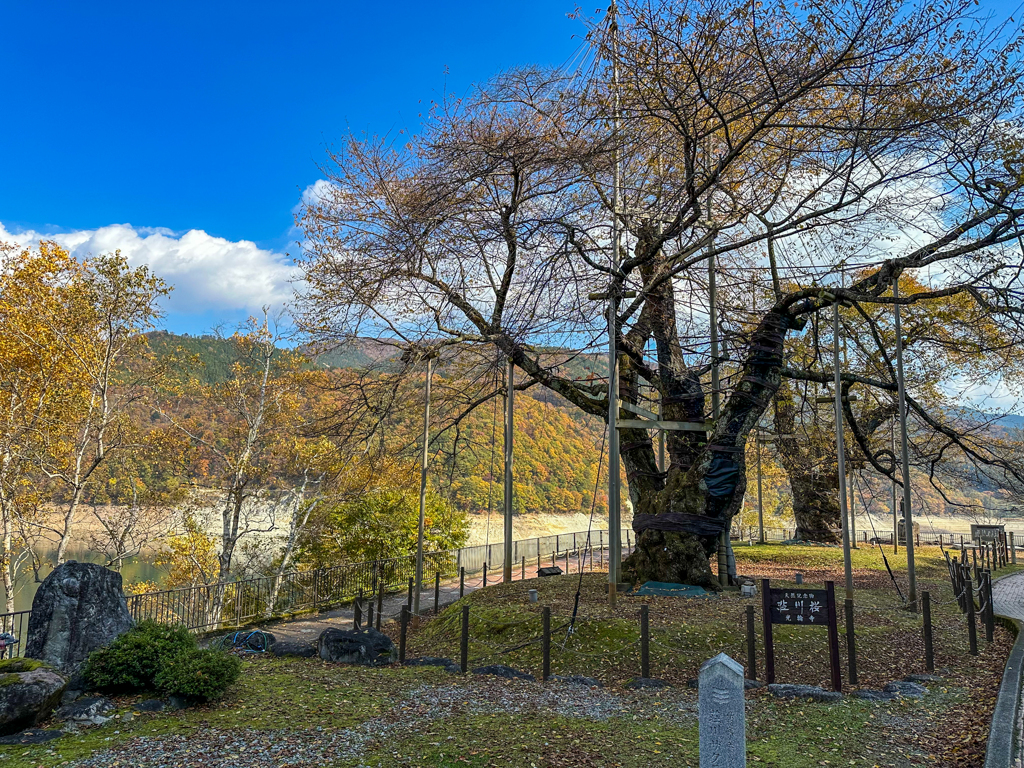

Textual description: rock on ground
[767,683,843,702]
[55,695,114,725]
[269,640,317,658]
[883,681,927,698]
[471,665,535,681]
[25,561,134,674]
[0,659,68,736]
[625,677,671,690]
[317,628,396,666]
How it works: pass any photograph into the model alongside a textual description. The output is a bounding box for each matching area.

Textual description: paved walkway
[251,547,625,644]
[993,570,1024,621]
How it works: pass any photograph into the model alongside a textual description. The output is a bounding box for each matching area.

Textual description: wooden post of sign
[826,582,842,692]
[761,578,776,684]
[965,573,979,656]
[746,605,757,680]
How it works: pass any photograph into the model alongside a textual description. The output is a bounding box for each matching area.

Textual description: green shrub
[154,648,241,702]
[83,620,197,693]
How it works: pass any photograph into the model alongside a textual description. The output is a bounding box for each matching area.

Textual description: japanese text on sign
[769,588,827,625]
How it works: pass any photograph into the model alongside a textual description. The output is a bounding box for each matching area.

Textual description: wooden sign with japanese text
[761,578,842,692]
[768,588,828,625]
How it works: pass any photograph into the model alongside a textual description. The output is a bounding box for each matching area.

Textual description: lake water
[2,549,164,614]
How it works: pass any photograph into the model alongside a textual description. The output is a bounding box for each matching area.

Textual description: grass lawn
[0,544,1013,767]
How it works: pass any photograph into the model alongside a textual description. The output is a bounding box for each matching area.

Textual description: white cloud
[0,221,295,316]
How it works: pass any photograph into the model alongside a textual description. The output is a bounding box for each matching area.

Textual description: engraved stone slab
[698,652,746,768]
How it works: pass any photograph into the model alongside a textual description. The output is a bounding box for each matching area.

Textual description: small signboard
[971,524,1004,544]
[769,588,828,625]
[761,578,842,691]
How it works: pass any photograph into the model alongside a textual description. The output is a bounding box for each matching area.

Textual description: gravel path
[62,676,689,768]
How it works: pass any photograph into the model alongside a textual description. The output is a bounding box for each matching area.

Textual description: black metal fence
[0,527,629,657]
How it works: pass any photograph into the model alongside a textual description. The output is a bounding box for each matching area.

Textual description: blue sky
[1,1,582,333]
[1,1,1019,338]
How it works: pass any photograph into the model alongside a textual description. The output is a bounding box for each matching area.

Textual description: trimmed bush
[83,620,196,693]
[154,648,241,702]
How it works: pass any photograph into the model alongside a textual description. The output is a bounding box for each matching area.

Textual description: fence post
[844,598,858,685]
[552,551,556,567]
[407,577,414,611]
[565,550,570,574]
[965,574,979,656]
[745,605,757,681]
[542,606,551,681]
[985,571,995,643]
[640,604,650,679]
[312,570,321,614]
[376,583,384,631]
[460,605,470,673]
[434,571,440,615]
[459,567,465,599]
[399,606,409,663]
[522,556,526,580]
[922,591,934,672]
[1013,532,1018,565]
[483,563,488,589]
[354,590,363,630]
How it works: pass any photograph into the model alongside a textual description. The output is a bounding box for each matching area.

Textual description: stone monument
[698,652,746,767]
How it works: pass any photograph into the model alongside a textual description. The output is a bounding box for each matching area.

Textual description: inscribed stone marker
[698,652,746,768]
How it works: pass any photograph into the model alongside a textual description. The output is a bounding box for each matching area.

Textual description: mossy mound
[0,659,48,675]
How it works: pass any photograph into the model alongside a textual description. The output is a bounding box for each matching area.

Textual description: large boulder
[317,628,396,666]
[0,658,67,736]
[25,561,134,674]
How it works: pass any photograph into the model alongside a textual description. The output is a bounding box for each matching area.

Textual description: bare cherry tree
[298,0,1024,587]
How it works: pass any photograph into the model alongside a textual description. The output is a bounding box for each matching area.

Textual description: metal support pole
[893,280,918,610]
[414,356,432,616]
[832,302,854,600]
[757,433,765,545]
[709,245,731,584]
[503,359,514,583]
[849,469,858,549]
[606,7,622,594]
[891,419,899,553]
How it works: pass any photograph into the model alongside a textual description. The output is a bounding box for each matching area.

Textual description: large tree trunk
[774,382,841,543]
[620,255,795,588]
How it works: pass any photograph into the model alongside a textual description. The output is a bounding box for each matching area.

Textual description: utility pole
[893,279,918,609]
[606,0,622,594]
[413,355,433,616]
[832,301,854,599]
[503,359,514,583]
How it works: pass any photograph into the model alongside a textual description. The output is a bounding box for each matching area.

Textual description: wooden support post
[376,583,383,631]
[483,563,488,589]
[542,606,551,681]
[826,582,842,692]
[522,556,526,580]
[552,551,556,567]
[640,604,650,679]
[745,605,757,681]
[460,605,470,673]
[407,577,414,610]
[459,567,465,598]
[354,592,362,630]
[434,572,440,615]
[399,606,409,663]
[1013,532,1017,564]
[965,574,978,656]
[985,572,995,643]
[761,578,776,684]
[844,598,858,685]
[922,591,934,672]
